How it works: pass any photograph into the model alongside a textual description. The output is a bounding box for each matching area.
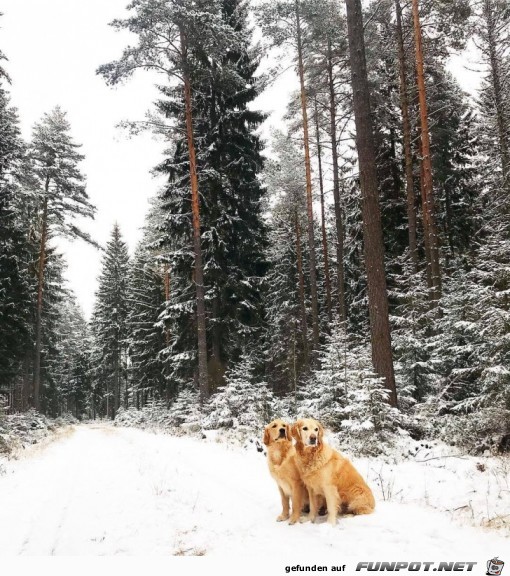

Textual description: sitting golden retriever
[292,417,375,525]
[263,419,308,524]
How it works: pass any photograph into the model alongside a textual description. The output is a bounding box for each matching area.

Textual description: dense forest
[1,0,509,454]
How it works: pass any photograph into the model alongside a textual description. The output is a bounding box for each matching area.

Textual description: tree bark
[326,40,347,322]
[33,185,49,412]
[295,0,319,346]
[395,0,418,272]
[295,211,309,363]
[314,97,333,324]
[345,0,398,407]
[483,0,510,183]
[164,265,171,347]
[412,0,441,304]
[181,29,209,403]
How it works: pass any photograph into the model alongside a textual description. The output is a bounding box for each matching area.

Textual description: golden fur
[291,417,375,525]
[263,419,308,524]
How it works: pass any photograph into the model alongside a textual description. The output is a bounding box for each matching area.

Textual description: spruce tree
[128,241,167,406]
[0,87,32,392]
[141,0,268,396]
[90,224,131,418]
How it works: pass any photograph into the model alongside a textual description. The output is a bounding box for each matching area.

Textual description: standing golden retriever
[263,419,308,524]
[292,417,375,525]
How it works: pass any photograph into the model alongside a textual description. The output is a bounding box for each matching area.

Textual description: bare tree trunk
[395,0,418,272]
[345,0,398,407]
[419,138,433,291]
[412,0,441,304]
[314,97,333,324]
[483,0,510,183]
[33,185,49,412]
[295,211,309,363]
[326,40,347,322]
[181,29,209,403]
[295,0,319,346]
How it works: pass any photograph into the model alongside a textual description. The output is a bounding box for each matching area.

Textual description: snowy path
[0,425,507,557]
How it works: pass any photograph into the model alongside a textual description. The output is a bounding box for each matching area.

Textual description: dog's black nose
[279,428,286,437]
[309,436,317,445]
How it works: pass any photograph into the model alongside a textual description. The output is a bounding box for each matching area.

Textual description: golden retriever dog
[292,417,375,525]
[263,419,308,524]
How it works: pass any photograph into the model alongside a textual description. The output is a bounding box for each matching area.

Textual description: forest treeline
[1,0,509,452]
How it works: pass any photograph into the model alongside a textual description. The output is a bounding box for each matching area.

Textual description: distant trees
[128,239,167,407]
[0,29,95,414]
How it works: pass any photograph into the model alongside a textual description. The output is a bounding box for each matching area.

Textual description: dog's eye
[272,424,277,428]
[314,428,318,432]
[303,427,308,431]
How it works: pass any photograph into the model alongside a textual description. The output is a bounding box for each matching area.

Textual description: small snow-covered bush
[299,321,404,455]
[431,407,510,454]
[0,410,75,455]
[203,353,275,432]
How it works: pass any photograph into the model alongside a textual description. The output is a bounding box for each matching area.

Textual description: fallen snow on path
[0,425,507,556]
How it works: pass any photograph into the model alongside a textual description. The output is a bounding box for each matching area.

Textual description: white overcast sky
[1,0,294,320]
[1,0,480,320]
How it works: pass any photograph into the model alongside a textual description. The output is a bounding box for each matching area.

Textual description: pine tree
[99,0,243,403]
[345,0,398,407]
[127,0,268,399]
[90,224,131,418]
[475,0,510,188]
[257,0,321,346]
[30,107,95,410]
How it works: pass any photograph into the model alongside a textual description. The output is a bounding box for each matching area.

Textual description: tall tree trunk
[295,0,319,346]
[345,0,398,408]
[412,0,441,304]
[326,40,347,322]
[33,186,49,412]
[314,97,333,324]
[180,29,209,403]
[114,341,120,419]
[295,211,309,363]
[395,0,418,271]
[419,138,433,291]
[164,265,171,347]
[484,0,510,183]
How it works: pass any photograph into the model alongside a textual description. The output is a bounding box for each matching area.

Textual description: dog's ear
[285,423,291,441]
[291,421,301,443]
[317,421,324,445]
[263,426,271,446]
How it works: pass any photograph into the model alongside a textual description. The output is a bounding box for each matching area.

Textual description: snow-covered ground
[0,423,508,562]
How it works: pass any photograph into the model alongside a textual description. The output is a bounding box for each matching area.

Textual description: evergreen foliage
[90,224,131,418]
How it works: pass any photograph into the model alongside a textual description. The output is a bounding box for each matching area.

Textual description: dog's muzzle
[279,428,286,438]
[309,436,317,446]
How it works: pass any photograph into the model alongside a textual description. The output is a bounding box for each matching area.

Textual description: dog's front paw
[327,514,337,526]
[276,513,290,522]
[289,515,300,525]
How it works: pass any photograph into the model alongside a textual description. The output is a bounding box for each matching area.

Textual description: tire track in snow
[0,424,508,557]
